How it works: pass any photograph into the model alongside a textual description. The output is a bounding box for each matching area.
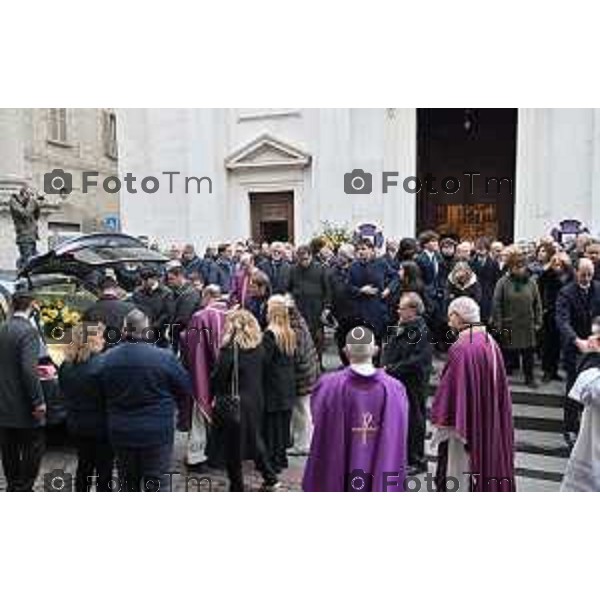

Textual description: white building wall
[117,108,419,249]
[119,107,600,249]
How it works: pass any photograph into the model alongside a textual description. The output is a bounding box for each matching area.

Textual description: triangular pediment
[225,133,311,170]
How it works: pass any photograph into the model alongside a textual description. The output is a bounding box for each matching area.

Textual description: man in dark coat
[415,230,446,349]
[165,262,202,353]
[287,246,330,364]
[0,291,46,491]
[215,244,235,292]
[100,309,192,491]
[329,243,358,327]
[348,238,397,340]
[537,254,574,382]
[182,244,226,289]
[415,231,443,290]
[470,237,501,323]
[83,275,135,345]
[382,292,433,475]
[10,187,41,269]
[132,267,174,347]
[556,258,600,446]
[262,242,291,294]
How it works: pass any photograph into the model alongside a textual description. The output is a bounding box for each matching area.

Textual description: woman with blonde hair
[262,295,297,473]
[58,322,113,491]
[286,295,319,455]
[211,309,279,491]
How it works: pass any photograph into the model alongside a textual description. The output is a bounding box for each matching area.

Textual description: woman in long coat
[491,250,542,387]
[262,296,297,473]
[211,309,279,491]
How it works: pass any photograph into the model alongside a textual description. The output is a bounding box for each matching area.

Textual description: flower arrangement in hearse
[38,298,83,343]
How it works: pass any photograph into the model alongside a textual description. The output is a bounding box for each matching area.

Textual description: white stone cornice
[225,133,311,170]
[237,109,301,122]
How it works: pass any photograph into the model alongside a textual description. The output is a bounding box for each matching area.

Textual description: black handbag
[213,343,241,426]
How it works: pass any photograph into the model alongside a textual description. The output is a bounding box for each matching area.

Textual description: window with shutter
[105,111,118,158]
[48,108,68,142]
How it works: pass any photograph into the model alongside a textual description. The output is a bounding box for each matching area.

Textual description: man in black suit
[470,237,501,323]
[415,231,446,349]
[415,231,442,289]
[556,258,600,446]
[83,275,135,345]
[0,291,46,491]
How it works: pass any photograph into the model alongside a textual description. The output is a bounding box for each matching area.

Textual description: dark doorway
[416,109,518,242]
[249,191,294,243]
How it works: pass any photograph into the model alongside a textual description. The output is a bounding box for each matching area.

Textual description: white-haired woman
[211,309,279,491]
[447,261,482,305]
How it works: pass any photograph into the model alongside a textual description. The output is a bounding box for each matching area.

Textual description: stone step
[512,403,563,421]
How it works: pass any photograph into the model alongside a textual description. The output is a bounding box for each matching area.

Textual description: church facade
[115,108,600,249]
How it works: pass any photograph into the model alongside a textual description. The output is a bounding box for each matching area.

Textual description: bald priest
[302,326,409,492]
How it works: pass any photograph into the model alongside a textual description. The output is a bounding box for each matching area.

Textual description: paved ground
[0,338,570,492]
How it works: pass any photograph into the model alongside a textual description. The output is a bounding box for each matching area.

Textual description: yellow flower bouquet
[39,299,82,343]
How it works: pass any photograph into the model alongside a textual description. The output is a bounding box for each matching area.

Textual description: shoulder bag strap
[231,341,240,398]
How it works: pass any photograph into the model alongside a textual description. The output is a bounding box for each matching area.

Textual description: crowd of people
[2,226,600,491]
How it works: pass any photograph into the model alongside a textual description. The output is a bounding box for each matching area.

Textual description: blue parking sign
[104,216,120,232]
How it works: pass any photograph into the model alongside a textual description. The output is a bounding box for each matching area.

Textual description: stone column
[515,108,595,240]
[590,109,600,235]
[383,108,417,239]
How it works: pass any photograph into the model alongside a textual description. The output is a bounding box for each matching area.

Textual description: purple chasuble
[302,367,409,492]
[431,330,515,491]
[180,302,228,417]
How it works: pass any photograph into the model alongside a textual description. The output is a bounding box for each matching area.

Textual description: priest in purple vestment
[302,326,409,492]
[432,296,515,492]
[180,285,228,466]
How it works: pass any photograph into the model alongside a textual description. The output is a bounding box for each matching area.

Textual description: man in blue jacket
[100,309,193,491]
